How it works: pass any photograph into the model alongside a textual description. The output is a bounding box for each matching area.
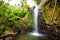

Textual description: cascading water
[26,0,42,36]
[34,5,39,33]
[29,0,48,36]
[30,4,43,36]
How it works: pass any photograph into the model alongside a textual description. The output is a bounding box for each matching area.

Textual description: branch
[50,0,57,23]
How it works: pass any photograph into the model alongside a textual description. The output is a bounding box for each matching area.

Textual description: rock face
[17,27,25,34]
[38,11,47,34]
[2,30,17,36]
[17,27,34,34]
[0,30,17,40]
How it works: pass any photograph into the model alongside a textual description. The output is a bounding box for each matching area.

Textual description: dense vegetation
[0,0,60,40]
[41,0,60,40]
[41,0,60,30]
[0,0,33,35]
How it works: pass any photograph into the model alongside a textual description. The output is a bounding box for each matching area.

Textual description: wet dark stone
[17,27,25,34]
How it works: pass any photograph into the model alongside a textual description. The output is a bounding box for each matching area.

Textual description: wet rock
[17,27,25,34]
[47,27,57,40]
[57,30,60,40]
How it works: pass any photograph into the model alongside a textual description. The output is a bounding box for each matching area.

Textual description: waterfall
[30,0,47,36]
[30,4,43,36]
[33,5,40,33]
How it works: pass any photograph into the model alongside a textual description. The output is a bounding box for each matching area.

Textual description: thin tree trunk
[50,0,57,23]
[50,0,57,40]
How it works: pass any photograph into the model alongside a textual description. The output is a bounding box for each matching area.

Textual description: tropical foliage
[0,0,33,35]
[0,0,60,39]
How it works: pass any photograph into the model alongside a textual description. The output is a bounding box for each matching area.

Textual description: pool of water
[15,33,48,40]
